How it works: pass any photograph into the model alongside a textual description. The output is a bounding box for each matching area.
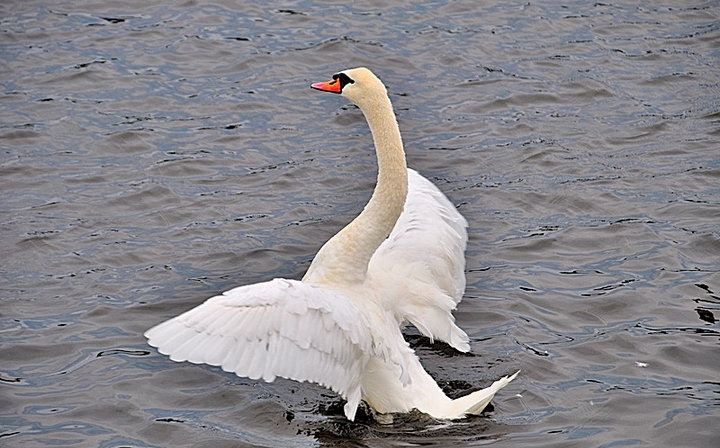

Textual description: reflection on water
[1,0,718,446]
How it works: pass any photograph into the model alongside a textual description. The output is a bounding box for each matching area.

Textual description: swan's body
[145,67,518,421]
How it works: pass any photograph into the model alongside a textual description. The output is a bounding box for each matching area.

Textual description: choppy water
[1,1,719,446]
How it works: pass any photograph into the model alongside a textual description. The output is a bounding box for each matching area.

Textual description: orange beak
[311,78,342,94]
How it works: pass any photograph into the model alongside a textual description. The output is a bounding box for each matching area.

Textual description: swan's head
[311,67,387,108]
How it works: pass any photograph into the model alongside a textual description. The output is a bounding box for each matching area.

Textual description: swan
[145,67,518,421]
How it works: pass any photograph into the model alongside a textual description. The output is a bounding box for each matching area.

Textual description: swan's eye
[332,73,355,91]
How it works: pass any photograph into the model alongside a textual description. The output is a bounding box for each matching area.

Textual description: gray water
[1,1,719,446]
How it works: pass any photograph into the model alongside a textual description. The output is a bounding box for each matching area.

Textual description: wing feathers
[145,278,399,420]
[369,169,470,351]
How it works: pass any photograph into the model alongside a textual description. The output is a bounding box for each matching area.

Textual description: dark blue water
[2,1,719,446]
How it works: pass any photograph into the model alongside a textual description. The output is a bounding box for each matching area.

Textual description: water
[1,0,718,446]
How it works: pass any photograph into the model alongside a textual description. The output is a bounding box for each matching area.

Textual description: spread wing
[368,168,470,351]
[145,278,407,420]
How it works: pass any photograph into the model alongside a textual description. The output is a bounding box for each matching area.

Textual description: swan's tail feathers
[452,370,519,417]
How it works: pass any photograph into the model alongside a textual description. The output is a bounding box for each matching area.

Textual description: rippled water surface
[2,1,719,446]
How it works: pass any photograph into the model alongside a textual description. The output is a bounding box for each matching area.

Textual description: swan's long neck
[303,92,408,286]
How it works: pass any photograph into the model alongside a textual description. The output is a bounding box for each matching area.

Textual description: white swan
[145,67,518,421]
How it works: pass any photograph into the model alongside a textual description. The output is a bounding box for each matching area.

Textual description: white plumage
[145,67,518,421]
[147,278,403,420]
[369,168,471,353]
